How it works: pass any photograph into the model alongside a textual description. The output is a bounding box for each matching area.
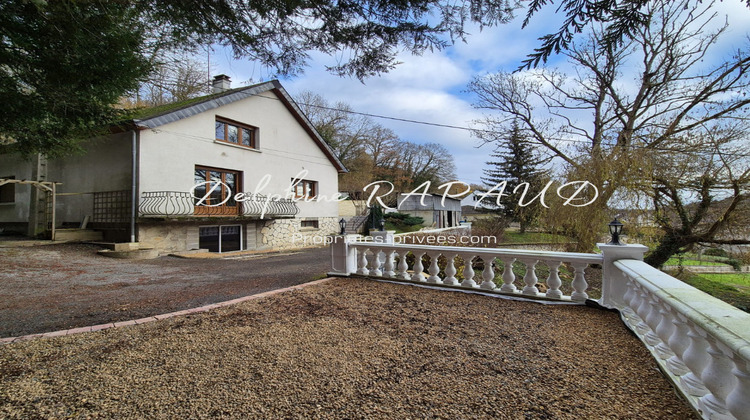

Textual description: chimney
[212,74,231,94]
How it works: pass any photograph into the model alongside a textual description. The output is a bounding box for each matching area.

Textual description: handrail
[353,241,603,265]
[615,259,750,359]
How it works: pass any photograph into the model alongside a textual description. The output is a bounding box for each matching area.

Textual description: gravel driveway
[0,243,331,338]
[0,278,695,418]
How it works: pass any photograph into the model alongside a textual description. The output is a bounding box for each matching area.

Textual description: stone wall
[260,217,339,249]
[138,222,199,254]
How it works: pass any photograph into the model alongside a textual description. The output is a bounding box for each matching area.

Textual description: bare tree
[469,0,750,264]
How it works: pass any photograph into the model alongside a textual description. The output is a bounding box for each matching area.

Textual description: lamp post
[339,218,347,235]
[379,217,385,231]
[608,218,624,245]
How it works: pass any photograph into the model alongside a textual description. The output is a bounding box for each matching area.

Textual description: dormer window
[215,117,257,149]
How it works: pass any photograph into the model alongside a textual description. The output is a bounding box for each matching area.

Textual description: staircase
[344,215,369,234]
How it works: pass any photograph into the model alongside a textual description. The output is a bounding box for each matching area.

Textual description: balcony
[330,235,750,419]
[138,191,299,219]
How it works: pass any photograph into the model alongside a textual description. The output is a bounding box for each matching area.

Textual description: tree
[0,1,151,157]
[137,0,517,80]
[297,92,457,196]
[519,0,750,69]
[133,52,211,107]
[481,121,548,233]
[469,0,750,263]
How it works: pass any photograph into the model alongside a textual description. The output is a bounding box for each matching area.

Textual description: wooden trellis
[0,179,62,240]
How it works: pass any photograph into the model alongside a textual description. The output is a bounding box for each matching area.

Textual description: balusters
[383,249,395,278]
[461,254,477,288]
[643,295,664,347]
[397,251,410,280]
[499,257,517,293]
[665,312,691,376]
[443,253,459,286]
[680,322,711,397]
[570,262,588,302]
[427,252,442,284]
[520,259,539,296]
[653,302,676,359]
[634,286,653,336]
[699,335,737,419]
[357,247,369,275]
[479,256,496,290]
[370,249,383,277]
[411,251,426,282]
[545,260,562,299]
[726,354,750,420]
[620,276,638,318]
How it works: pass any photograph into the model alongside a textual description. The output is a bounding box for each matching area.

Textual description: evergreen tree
[481,121,548,233]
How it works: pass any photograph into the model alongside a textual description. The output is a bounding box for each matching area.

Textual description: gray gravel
[0,277,695,419]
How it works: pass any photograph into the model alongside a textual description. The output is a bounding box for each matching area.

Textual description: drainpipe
[130,129,138,243]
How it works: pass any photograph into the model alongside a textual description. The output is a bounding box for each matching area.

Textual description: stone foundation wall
[138,223,199,254]
[260,217,338,249]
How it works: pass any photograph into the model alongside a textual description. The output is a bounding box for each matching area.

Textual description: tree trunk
[644,233,685,268]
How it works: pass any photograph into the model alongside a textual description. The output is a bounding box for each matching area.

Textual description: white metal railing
[613,259,750,420]
[329,236,750,419]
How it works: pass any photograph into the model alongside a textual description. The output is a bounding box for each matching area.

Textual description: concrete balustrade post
[598,243,649,309]
[329,234,360,276]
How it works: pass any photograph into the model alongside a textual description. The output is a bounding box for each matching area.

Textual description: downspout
[130,129,138,243]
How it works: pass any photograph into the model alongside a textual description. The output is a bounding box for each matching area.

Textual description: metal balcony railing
[138,191,299,218]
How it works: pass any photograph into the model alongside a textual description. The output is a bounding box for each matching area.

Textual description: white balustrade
[613,259,750,419]
[342,241,600,302]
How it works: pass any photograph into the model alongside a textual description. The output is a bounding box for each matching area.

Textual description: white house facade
[0,77,347,253]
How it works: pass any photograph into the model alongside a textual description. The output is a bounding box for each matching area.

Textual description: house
[0,76,347,253]
[396,193,461,229]
[459,190,500,221]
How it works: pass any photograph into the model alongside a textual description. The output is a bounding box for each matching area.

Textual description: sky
[210,1,750,189]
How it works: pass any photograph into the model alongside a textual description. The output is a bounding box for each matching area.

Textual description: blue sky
[212,1,750,188]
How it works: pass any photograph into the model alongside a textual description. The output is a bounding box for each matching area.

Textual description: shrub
[403,216,424,226]
[385,212,408,220]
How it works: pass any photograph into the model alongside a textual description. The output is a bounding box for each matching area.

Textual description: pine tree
[481,121,548,233]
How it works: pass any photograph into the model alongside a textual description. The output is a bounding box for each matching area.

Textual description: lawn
[700,272,750,290]
[674,270,750,312]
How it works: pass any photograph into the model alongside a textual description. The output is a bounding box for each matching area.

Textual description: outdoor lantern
[379,217,386,231]
[339,218,346,235]
[608,218,624,245]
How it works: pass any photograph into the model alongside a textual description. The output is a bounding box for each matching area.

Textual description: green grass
[664,258,730,266]
[673,271,750,313]
[699,273,750,290]
[501,232,572,244]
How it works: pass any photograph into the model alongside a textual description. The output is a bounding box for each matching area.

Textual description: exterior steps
[344,215,369,234]
[54,229,103,242]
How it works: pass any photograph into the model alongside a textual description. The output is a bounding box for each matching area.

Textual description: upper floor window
[0,176,15,203]
[215,117,257,149]
[292,179,317,199]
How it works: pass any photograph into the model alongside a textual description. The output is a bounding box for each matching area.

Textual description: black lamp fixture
[379,217,386,231]
[339,218,347,235]
[608,218,624,245]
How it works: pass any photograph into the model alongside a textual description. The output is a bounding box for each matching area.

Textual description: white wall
[138,91,340,219]
[47,132,133,225]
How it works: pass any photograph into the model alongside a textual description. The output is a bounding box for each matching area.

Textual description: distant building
[397,193,461,228]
